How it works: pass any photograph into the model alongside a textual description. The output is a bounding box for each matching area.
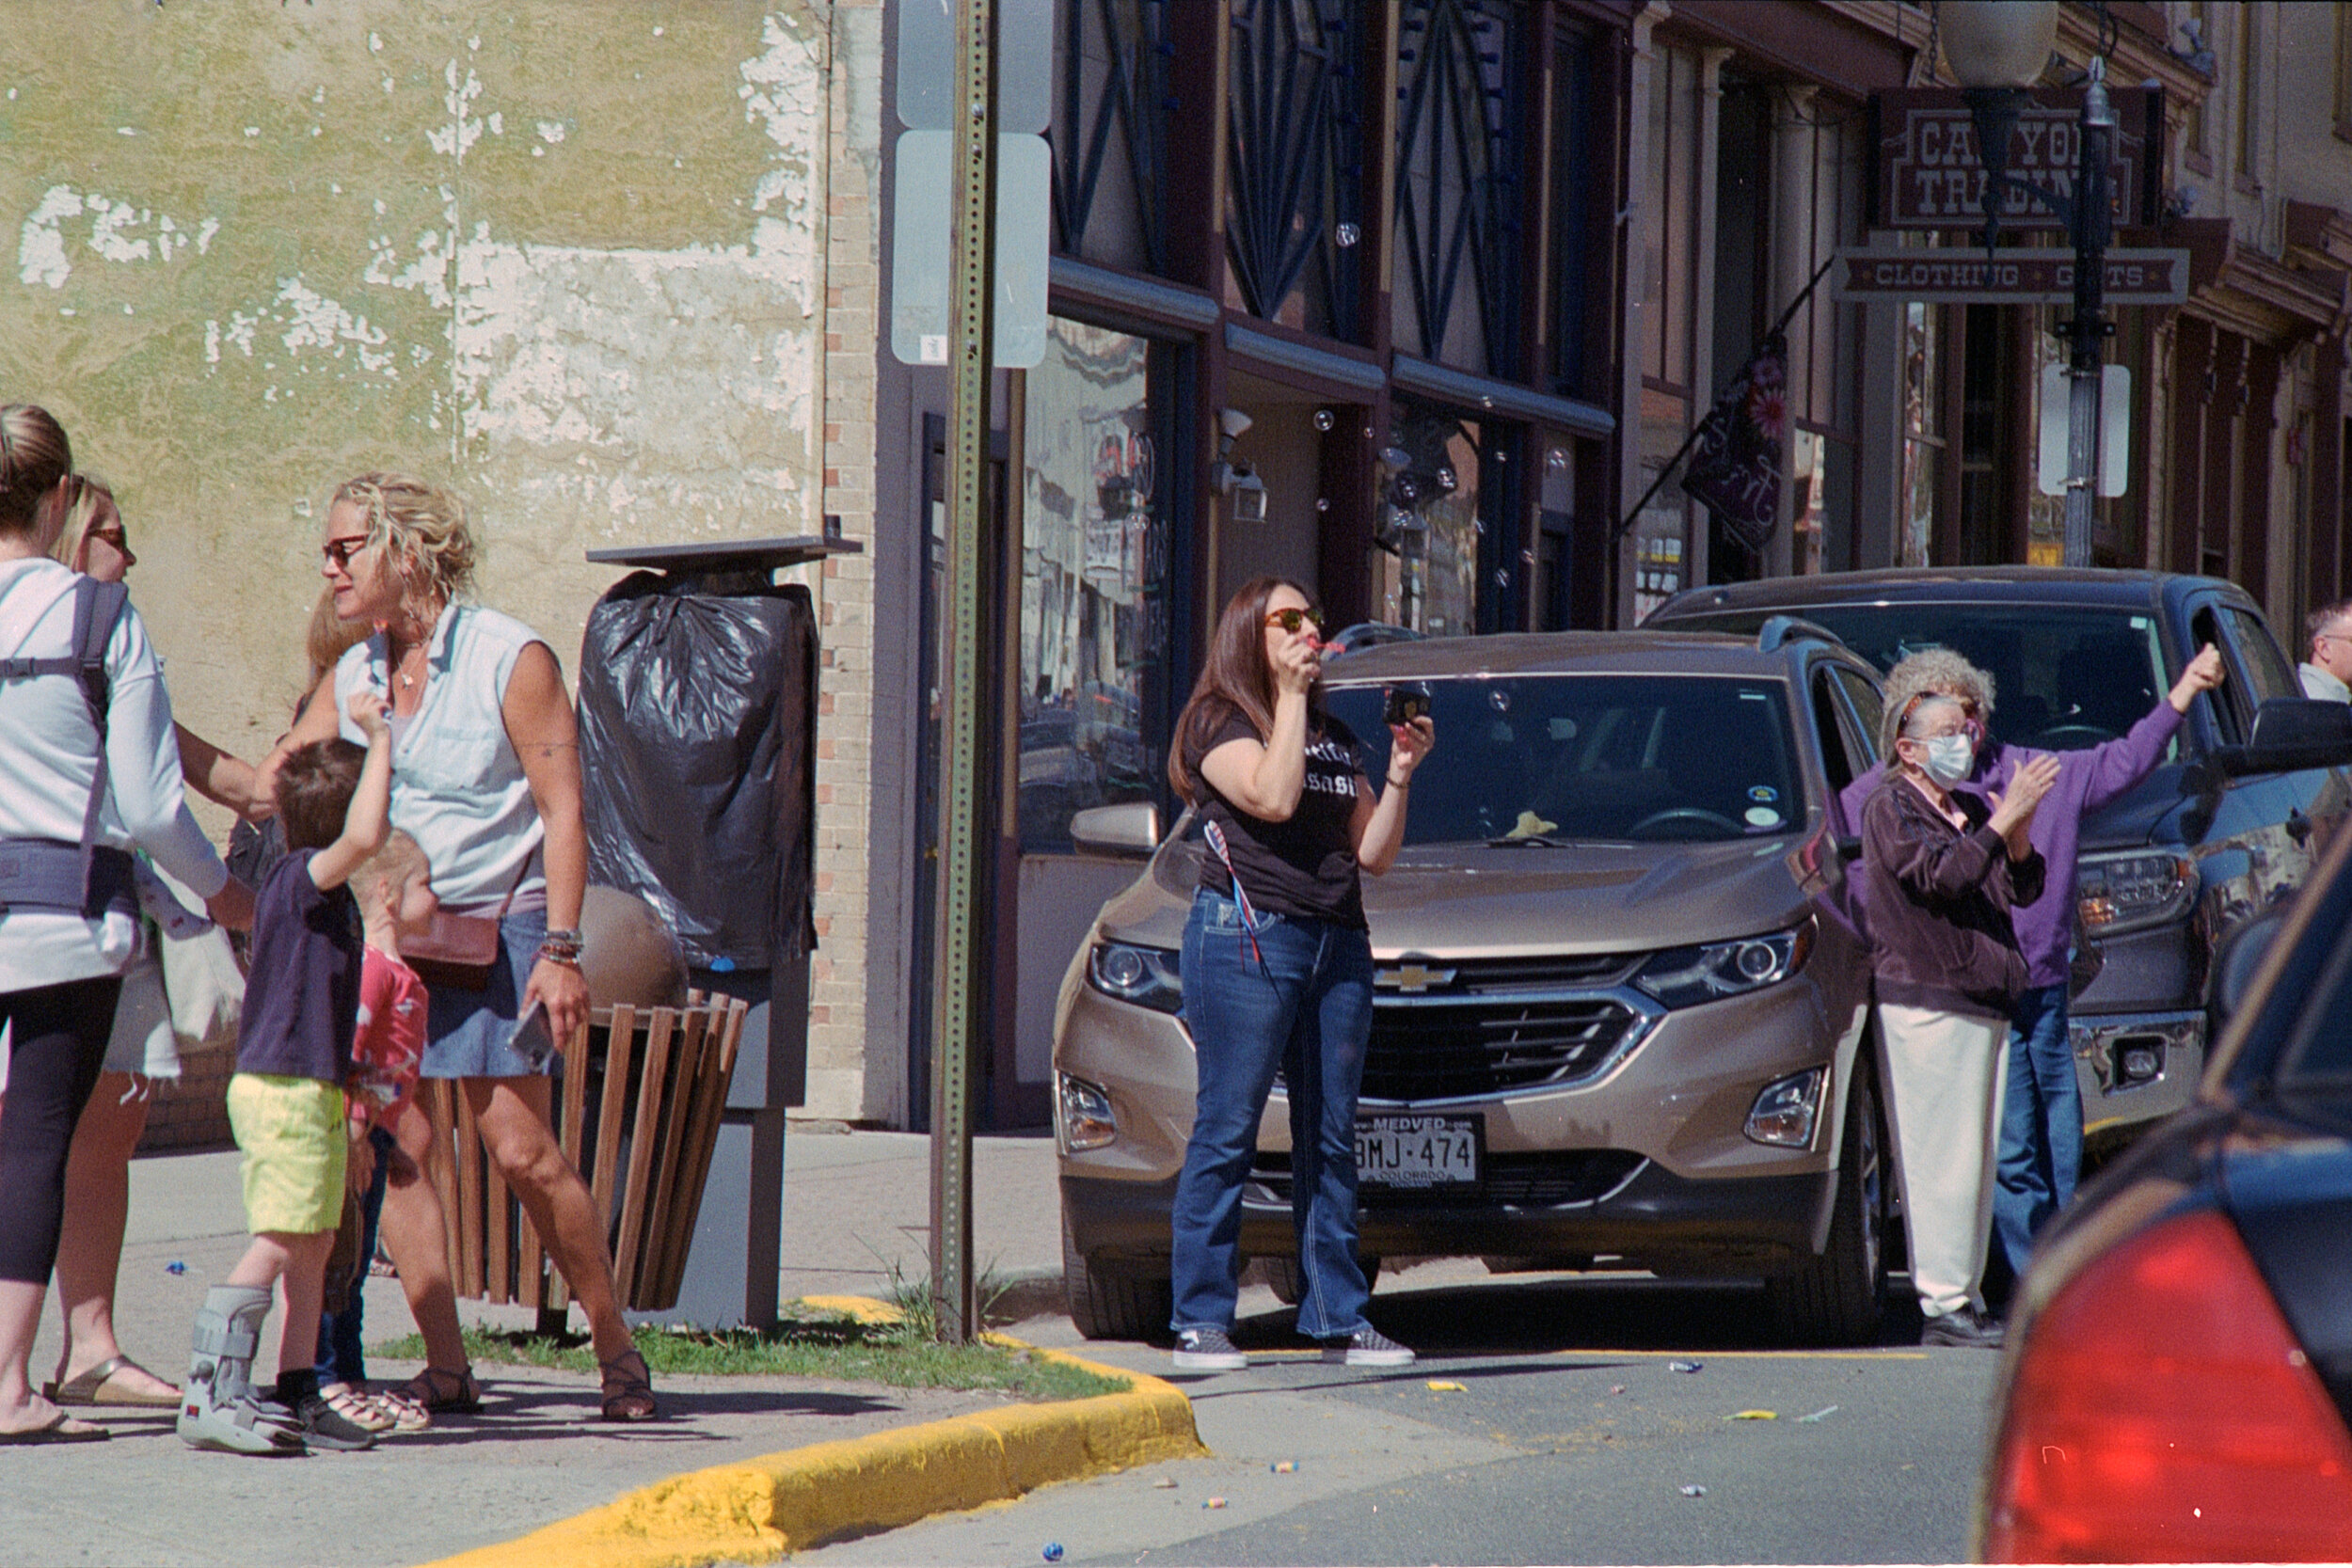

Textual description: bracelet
[541,927,584,946]
[1385,773,1412,789]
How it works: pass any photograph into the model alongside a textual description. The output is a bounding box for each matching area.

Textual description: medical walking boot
[178,1286,306,1455]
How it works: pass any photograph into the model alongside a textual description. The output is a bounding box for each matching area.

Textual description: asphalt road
[797,1264,2004,1567]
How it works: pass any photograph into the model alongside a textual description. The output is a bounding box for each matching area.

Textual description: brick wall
[803,0,885,1120]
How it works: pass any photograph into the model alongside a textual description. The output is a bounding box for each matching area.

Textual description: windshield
[1326,675,1803,845]
[1664,605,2174,757]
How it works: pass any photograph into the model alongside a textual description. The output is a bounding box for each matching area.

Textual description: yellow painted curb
[419,1301,1204,1568]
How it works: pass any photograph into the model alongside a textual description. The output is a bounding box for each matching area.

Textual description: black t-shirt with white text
[1186,705,1367,929]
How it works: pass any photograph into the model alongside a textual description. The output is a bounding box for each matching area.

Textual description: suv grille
[1376,952,1630,992]
[1360,994,1642,1101]
[1249,1149,1646,1208]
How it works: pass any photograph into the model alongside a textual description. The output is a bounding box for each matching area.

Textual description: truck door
[2185,601,2352,931]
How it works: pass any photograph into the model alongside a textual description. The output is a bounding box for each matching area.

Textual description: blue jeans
[1170,889,1375,1341]
[316,1125,394,1386]
[1993,985,2079,1275]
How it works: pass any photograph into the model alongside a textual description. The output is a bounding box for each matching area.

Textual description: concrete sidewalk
[4,1127,1078,1568]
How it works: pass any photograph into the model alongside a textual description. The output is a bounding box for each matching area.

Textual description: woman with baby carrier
[0,404,251,1444]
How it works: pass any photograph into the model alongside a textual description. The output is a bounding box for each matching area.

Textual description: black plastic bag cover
[577,572,818,970]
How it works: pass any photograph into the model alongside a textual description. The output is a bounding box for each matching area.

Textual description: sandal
[318,1381,395,1433]
[597,1347,659,1422]
[43,1354,181,1409]
[392,1365,481,1416]
[371,1386,432,1433]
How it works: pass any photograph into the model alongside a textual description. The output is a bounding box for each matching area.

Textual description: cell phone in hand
[510,1002,557,1072]
[1383,683,1432,729]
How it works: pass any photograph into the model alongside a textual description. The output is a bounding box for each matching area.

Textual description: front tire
[1061,1208,1171,1341]
[1763,1053,1889,1345]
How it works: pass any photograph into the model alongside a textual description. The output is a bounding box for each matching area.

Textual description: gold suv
[1054,625,1894,1345]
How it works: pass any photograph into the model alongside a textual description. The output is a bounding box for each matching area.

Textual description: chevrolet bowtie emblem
[1377,964,1456,993]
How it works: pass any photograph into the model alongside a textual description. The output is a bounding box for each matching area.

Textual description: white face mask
[1919,733,1975,786]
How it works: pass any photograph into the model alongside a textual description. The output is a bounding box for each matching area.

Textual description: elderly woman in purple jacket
[1839,643,2225,1288]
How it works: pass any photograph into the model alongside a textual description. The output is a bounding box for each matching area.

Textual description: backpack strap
[69,578,130,894]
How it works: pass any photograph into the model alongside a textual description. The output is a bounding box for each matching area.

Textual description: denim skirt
[420,907,551,1079]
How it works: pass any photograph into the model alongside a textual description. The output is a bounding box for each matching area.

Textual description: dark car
[1972,794,2352,1561]
[1646,567,2352,1153]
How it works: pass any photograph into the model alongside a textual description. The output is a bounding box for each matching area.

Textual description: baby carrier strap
[0,576,136,919]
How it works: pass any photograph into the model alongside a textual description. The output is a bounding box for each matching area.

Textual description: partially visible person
[1862,683,2058,1349]
[315,829,437,1436]
[50,474,271,818]
[35,474,271,1413]
[1839,644,2225,1286]
[1164,578,1434,1373]
[2300,599,2352,702]
[0,405,247,1446]
[179,698,392,1455]
[264,471,652,1421]
[224,589,371,952]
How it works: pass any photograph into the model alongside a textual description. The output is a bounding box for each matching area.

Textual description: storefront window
[1375,403,1480,636]
[1018,318,1168,851]
[1900,300,1943,568]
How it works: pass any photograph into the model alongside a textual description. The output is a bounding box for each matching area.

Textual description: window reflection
[1020,318,1165,851]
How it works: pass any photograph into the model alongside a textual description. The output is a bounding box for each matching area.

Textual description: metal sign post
[930,0,997,1347]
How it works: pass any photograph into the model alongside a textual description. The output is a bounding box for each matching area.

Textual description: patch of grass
[372,1309,1125,1404]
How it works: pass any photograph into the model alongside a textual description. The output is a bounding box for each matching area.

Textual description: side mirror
[2210,904,2291,1022]
[2210,698,2352,777]
[1070,800,1161,859]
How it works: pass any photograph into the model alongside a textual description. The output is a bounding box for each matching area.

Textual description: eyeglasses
[321,536,371,571]
[1263,607,1324,634]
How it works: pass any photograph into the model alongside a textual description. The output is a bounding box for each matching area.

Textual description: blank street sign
[890,130,1051,369]
[897,0,1054,134]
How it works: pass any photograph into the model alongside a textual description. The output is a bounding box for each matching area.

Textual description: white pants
[1877,1003,2010,1319]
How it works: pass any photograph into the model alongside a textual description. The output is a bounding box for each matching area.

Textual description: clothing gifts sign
[1681,334,1788,556]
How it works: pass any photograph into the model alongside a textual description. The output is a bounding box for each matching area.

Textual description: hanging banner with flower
[1681,332,1788,556]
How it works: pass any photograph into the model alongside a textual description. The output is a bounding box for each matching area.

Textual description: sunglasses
[1263,607,1324,634]
[321,536,371,571]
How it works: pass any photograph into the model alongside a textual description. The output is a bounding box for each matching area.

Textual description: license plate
[1355,1114,1481,1189]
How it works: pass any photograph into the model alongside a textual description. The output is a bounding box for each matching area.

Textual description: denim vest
[334,603,546,911]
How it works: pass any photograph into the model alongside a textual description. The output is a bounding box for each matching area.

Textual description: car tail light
[1983,1209,2352,1562]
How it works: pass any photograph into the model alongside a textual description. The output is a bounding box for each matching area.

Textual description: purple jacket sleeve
[1979,702,2180,809]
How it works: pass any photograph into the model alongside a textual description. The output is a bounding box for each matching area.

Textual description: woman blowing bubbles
[1165,578,1434,1372]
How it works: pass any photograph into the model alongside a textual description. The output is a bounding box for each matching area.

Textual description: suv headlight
[1087,940,1183,1013]
[2076,848,2197,937]
[1057,1074,1118,1152]
[1632,920,1814,1009]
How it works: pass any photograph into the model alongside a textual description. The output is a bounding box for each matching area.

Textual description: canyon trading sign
[1872,87,2163,233]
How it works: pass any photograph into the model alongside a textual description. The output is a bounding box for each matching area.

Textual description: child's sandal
[319,1381,395,1433]
[371,1387,432,1433]
[598,1347,659,1422]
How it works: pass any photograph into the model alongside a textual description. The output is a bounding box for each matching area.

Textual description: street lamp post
[1942,0,2110,567]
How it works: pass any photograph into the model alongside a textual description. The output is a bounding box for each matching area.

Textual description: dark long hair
[1167,577,1321,802]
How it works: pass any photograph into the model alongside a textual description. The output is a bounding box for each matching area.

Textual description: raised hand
[2169,644,2226,713]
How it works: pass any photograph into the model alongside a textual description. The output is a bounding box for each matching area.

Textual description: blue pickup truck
[1647,566,2352,1153]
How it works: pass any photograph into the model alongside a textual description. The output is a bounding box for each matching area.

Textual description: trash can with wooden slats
[420,991,748,1314]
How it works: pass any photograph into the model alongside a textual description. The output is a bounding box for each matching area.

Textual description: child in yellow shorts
[179,691,390,1455]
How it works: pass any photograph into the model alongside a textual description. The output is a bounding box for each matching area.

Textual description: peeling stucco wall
[3,0,884,1118]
